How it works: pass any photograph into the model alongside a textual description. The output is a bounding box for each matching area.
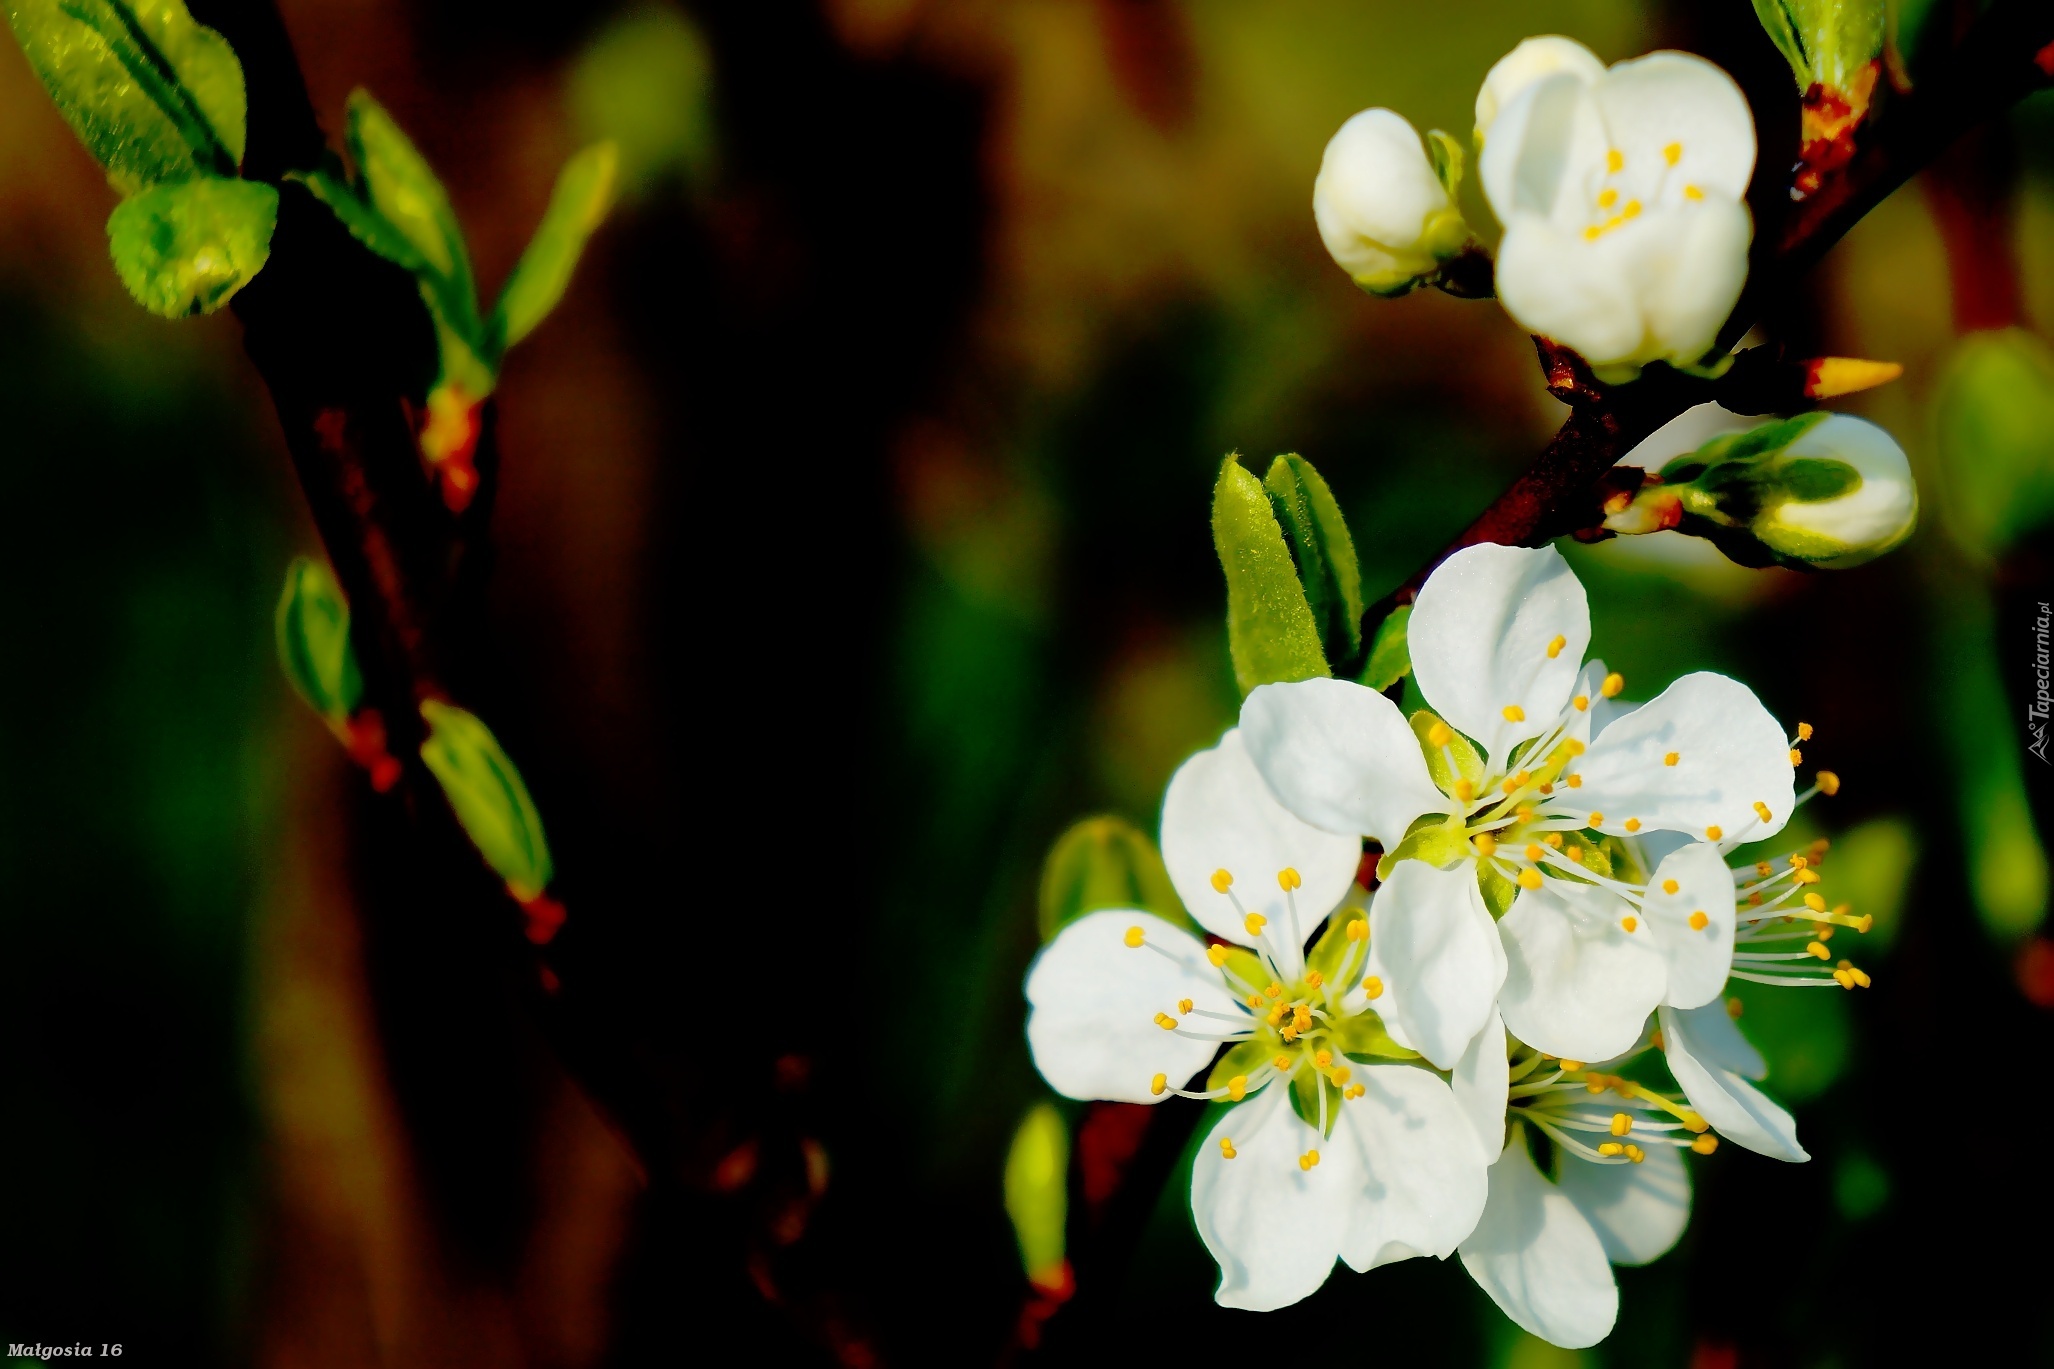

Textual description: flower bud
[1751,0,1886,192]
[1003,1102,1070,1292]
[1619,412,1916,569]
[1313,109,1470,296]
[418,700,555,900]
[275,556,362,724]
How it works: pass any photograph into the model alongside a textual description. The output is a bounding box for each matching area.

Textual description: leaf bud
[418,700,554,901]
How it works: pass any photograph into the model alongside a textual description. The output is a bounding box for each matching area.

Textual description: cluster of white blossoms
[1025,543,1867,1344]
[1314,35,1757,379]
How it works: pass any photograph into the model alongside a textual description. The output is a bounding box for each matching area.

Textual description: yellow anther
[1583,224,1603,241]
[1427,720,1453,748]
[1797,722,1814,742]
[1572,695,1590,712]
[1305,970,1324,989]
[1625,818,1642,833]
[1606,148,1624,173]
[1566,773,1583,788]
[1691,1133,1719,1154]
[1273,1054,1291,1071]
[1539,781,1554,795]
[1601,672,1625,698]
[1546,833,1564,848]
[1622,199,1642,219]
[1154,1013,1177,1030]
[1345,1083,1365,1099]
[1596,188,1618,209]
[1856,913,1874,934]
[1518,869,1544,891]
[1266,1004,1286,1026]
[1547,634,1567,658]
[1817,925,1835,942]
[1525,843,1545,862]
[1516,805,1535,822]
[1209,945,1230,969]
[1789,748,1804,766]
[1804,892,1827,912]
[1621,916,1639,933]
[1265,982,1284,1000]
[1753,801,1774,823]
[1589,812,1605,827]
[1210,868,1233,893]
[1807,941,1831,960]
[1331,1066,1351,1085]
[1683,183,1704,200]
[1598,1142,1625,1157]
[1756,862,1773,876]
[1817,771,1841,796]
[1474,832,1497,858]
[1681,1111,1707,1133]
[1560,1059,1585,1072]
[1503,704,1526,722]
[1689,910,1710,931]
[1706,826,1723,841]
[1362,976,1384,1000]
[1852,966,1871,988]
[1661,879,1680,895]
[1586,1078,1606,1094]
[1748,892,1763,906]
[1245,913,1268,937]
[1124,926,1145,948]
[1220,1138,1238,1159]
[1299,1149,1321,1171]
[1790,855,1809,870]
[1566,845,1585,864]
[1150,1073,1167,1096]
[1454,779,1475,802]
[1178,998,1194,1014]
[1346,918,1368,942]
[1314,1050,1333,1069]
[1280,1024,1300,1041]
[1278,867,1302,892]
[1663,141,1682,165]
[1832,967,1854,988]
[1610,1112,1632,1136]
[1664,751,1680,767]
[1566,739,1586,756]
[1227,1075,1248,1102]
[1625,1145,1646,1164]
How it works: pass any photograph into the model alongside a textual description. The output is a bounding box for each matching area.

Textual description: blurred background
[0,0,2051,1364]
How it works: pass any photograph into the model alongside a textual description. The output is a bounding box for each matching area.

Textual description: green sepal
[1002,1102,1069,1285]
[106,175,276,317]
[1288,1063,1345,1137]
[1333,1010,1419,1061]
[1478,862,1518,918]
[1410,709,1482,796]
[1218,946,1268,997]
[1208,1038,1273,1093]
[1360,604,1412,691]
[1376,812,1469,881]
[344,90,482,344]
[1751,0,1886,90]
[1560,831,1614,882]
[274,556,362,723]
[1036,815,1188,942]
[490,141,619,357]
[1261,453,1364,668]
[1212,456,1329,696]
[5,0,245,191]
[1424,128,1465,198]
[1750,0,1812,88]
[1658,412,1829,486]
[418,700,553,899]
[1304,904,1367,986]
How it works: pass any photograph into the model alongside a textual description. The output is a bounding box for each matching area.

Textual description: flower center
[1579,141,1704,242]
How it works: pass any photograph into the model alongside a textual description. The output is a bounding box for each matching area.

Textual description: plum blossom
[1314,109,1470,296]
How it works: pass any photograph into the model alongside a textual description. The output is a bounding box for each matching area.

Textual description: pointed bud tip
[1805,356,1902,399]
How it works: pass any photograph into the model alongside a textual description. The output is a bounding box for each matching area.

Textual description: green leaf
[1262,453,1364,668]
[274,556,361,723]
[1751,0,1812,87]
[1212,456,1328,696]
[1333,1011,1419,1060]
[1360,603,1412,691]
[5,0,244,190]
[1935,328,2054,558]
[345,89,480,338]
[290,165,427,273]
[491,141,618,356]
[1002,1102,1069,1285]
[106,175,275,317]
[418,700,553,899]
[1036,815,1187,941]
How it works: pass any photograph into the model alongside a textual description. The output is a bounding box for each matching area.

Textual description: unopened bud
[418,700,554,900]
[1003,1102,1069,1290]
[275,556,363,724]
[1313,109,1471,297]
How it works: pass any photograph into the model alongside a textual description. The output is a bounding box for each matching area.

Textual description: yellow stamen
[1362,976,1384,1000]
[1607,148,1624,173]
[1265,981,1284,1000]
[1178,998,1193,1014]
[1583,224,1603,241]
[1220,1138,1238,1159]
[1625,818,1642,833]
[1208,944,1228,967]
[1153,1013,1176,1030]
[1621,915,1638,932]
[1273,1054,1291,1071]
[1245,913,1268,937]
[1299,1149,1320,1171]
[1756,861,1773,876]
[1598,1142,1625,1157]
[1150,1073,1167,1096]
[1817,771,1841,796]
[1525,844,1545,862]
[1566,773,1583,788]
[1278,867,1302,891]
[1547,634,1567,658]
[1516,805,1534,822]
[1266,1004,1285,1026]
[1625,1144,1646,1164]
[1566,845,1585,864]
[1622,199,1642,219]
[1503,704,1526,722]
[1474,833,1497,858]
[1689,910,1709,931]
[1305,970,1324,988]
[1427,720,1453,747]
[1726,996,1743,1018]
[1596,188,1618,209]
[1331,1066,1351,1085]
[1546,833,1564,848]
[1797,722,1814,742]
[1789,748,1803,766]
[1210,869,1233,893]
[1518,869,1544,891]
[1691,1133,1719,1154]
[1681,1110,1705,1132]
[1610,1112,1632,1136]
[1454,779,1475,802]
[1589,812,1605,827]
[1346,918,1368,941]
[1662,878,1680,895]
[1280,1024,1299,1041]
[1790,855,1809,870]
[1795,868,1820,885]
[1572,695,1590,712]
[1227,1075,1247,1101]
[1754,801,1774,823]
[1807,941,1831,960]
[1706,825,1723,841]
[1682,183,1704,200]
[1818,925,1835,942]
[1664,751,1680,767]
[1124,925,1145,948]
[1314,1049,1333,1069]
[1345,1083,1365,1099]
[1601,672,1625,698]
[1663,141,1682,165]
[1247,994,1263,1010]
[1804,893,1827,912]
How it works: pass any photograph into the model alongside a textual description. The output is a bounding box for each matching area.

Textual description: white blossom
[1314,108,1468,295]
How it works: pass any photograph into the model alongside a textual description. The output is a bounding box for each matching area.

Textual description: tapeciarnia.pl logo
[2032,601,2052,764]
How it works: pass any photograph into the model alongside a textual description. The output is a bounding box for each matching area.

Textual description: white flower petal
[1642,841,1737,1008]
[1639,199,1751,368]
[1555,1143,1691,1266]
[1024,910,1243,1104]
[1453,1009,1511,1158]
[1768,414,1918,566]
[1408,544,1590,764]
[1460,1130,1619,1349]
[1337,1063,1492,1270]
[1495,212,1648,368]
[1240,678,1447,845]
[1370,860,1507,1069]
[1479,73,1609,232]
[1665,999,1764,1078]
[1191,1087,1354,1310]
[1574,656,1636,739]
[1617,402,1757,472]
[1660,1004,1808,1162]
[1476,35,1604,142]
[1572,672,1796,844]
[1315,109,1450,284]
[1497,876,1665,1062]
[1160,729,1364,950]
[1590,52,1755,204]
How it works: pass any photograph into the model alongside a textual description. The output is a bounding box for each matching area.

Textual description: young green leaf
[418,700,553,900]
[1037,814,1187,941]
[290,165,427,273]
[345,90,480,339]
[106,175,276,317]
[1212,457,1329,696]
[1360,603,1413,691]
[275,556,362,723]
[491,141,619,356]
[5,0,245,190]
[1262,453,1364,669]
